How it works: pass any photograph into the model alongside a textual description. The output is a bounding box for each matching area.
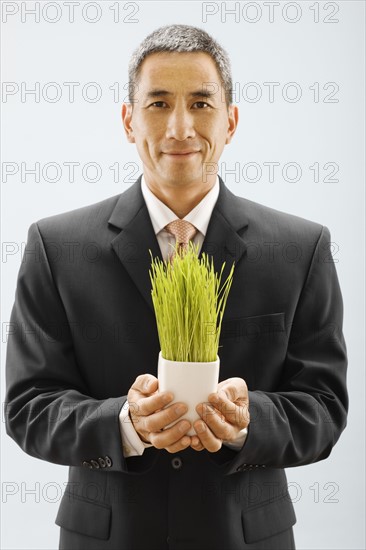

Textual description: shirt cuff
[118,400,153,457]
[222,427,248,451]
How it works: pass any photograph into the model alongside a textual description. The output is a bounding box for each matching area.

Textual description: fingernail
[175,404,187,415]
[162,393,173,403]
[179,421,190,433]
[195,422,206,434]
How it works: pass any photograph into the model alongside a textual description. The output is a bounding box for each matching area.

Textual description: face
[122,52,238,190]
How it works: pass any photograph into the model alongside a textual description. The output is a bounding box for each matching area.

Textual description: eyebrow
[144,89,217,100]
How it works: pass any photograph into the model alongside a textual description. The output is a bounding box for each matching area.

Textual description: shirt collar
[140,174,220,237]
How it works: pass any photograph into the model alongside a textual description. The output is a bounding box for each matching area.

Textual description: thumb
[143,375,159,394]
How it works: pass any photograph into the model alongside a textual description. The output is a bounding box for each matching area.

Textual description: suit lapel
[108,175,248,315]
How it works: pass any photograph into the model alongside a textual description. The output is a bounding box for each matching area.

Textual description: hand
[190,377,250,452]
[127,374,192,453]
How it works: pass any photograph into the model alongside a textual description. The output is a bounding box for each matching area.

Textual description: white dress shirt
[119,174,248,457]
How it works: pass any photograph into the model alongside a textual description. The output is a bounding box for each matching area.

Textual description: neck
[144,175,217,218]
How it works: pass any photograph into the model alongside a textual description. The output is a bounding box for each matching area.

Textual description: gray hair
[128,24,233,107]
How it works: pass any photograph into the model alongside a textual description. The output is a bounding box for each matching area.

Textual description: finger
[144,402,189,433]
[193,419,222,453]
[150,419,191,450]
[212,377,248,404]
[130,374,159,396]
[165,436,192,454]
[190,435,204,451]
[196,403,236,441]
[207,393,249,428]
[128,391,174,417]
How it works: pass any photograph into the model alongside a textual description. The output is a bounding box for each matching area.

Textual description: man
[5,25,348,550]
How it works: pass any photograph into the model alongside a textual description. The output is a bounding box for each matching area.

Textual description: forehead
[137,52,222,87]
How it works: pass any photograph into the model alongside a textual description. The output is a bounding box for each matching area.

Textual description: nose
[165,105,196,141]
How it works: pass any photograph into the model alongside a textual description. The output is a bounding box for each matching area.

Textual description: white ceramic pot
[157,351,220,436]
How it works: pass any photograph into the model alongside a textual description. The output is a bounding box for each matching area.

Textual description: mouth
[162,151,200,158]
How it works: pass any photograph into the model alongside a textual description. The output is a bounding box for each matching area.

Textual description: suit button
[105,456,112,467]
[98,457,106,468]
[82,461,93,469]
[171,457,183,470]
[90,460,100,469]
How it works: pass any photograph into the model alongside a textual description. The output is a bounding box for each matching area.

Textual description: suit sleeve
[4,222,135,473]
[222,225,348,475]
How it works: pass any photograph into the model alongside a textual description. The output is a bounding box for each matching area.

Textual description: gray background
[1,1,365,548]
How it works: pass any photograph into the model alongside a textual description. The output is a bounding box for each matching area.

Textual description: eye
[192,102,210,109]
[150,101,168,108]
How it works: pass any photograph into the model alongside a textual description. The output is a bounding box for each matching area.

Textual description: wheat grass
[149,241,235,362]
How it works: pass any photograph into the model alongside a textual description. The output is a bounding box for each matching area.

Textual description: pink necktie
[165,219,198,262]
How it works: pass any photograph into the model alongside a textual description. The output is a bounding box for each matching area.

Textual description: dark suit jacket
[5,175,348,550]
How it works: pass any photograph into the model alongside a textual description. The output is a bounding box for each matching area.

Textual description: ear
[121,103,135,143]
[225,104,239,145]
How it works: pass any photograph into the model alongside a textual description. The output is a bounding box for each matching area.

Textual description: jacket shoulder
[237,195,325,241]
[34,194,122,240]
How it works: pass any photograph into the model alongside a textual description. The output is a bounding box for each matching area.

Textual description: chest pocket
[220,312,286,343]
[218,312,287,387]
